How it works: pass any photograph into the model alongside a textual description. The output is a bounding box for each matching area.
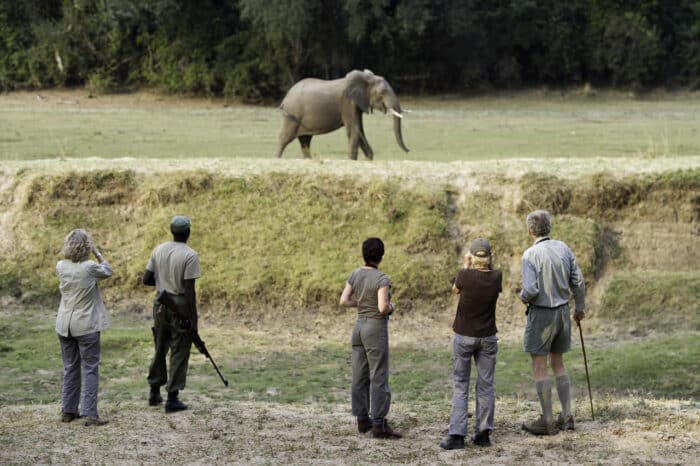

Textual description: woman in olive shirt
[339,237,401,439]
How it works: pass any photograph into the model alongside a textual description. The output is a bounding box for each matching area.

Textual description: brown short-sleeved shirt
[347,267,391,319]
[453,268,502,337]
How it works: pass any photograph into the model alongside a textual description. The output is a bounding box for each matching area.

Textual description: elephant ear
[345,72,370,113]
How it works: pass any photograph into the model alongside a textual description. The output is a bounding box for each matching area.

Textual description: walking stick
[577,320,594,420]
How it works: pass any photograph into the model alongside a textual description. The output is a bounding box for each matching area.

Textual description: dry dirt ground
[2,396,698,465]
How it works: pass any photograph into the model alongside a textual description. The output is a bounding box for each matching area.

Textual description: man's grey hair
[62,229,93,262]
[526,210,552,237]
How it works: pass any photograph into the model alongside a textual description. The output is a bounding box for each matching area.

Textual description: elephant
[274,69,409,160]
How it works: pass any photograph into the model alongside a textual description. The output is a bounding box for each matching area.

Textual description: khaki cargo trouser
[351,316,391,420]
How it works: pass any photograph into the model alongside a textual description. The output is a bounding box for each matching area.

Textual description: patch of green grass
[5,308,694,408]
[586,333,700,398]
[2,93,700,161]
[601,271,700,333]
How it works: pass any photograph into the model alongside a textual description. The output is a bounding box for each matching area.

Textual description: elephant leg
[345,123,360,160]
[358,136,373,160]
[298,135,312,159]
[358,119,374,160]
[275,116,300,158]
[347,134,360,160]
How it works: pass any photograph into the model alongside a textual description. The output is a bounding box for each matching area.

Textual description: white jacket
[55,259,112,337]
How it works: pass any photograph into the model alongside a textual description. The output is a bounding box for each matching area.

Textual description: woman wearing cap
[439,238,502,449]
[55,229,113,426]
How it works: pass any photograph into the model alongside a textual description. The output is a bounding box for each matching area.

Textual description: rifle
[155,290,229,387]
[191,330,229,387]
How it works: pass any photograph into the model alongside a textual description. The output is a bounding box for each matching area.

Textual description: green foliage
[591,11,663,87]
[2,0,700,94]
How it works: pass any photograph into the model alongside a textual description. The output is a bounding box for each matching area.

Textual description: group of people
[54,208,586,451]
[339,209,586,447]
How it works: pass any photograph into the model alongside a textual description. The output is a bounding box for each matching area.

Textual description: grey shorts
[523,304,571,355]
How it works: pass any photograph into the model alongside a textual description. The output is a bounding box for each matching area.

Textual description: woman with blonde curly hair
[55,229,113,426]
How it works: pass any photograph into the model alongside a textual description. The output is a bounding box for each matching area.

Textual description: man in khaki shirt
[143,216,201,413]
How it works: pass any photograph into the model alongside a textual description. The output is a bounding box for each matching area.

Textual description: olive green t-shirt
[347,266,391,319]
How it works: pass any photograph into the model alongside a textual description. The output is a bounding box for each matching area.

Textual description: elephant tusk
[390,109,403,119]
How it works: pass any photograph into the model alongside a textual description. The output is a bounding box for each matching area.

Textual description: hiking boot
[165,398,188,413]
[473,429,492,447]
[522,415,558,436]
[371,419,402,439]
[84,416,109,427]
[61,412,79,423]
[556,413,575,431]
[149,386,163,406]
[439,434,465,450]
[357,416,371,434]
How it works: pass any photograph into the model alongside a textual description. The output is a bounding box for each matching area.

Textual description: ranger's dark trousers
[351,316,391,420]
[147,301,192,393]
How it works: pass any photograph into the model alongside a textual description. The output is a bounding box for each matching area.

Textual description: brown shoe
[84,416,109,427]
[357,416,371,433]
[371,419,402,439]
[522,415,557,436]
[61,412,79,423]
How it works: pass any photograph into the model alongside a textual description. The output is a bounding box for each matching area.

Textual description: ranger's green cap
[170,215,191,234]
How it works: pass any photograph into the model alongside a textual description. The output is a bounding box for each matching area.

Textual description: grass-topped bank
[0,165,698,318]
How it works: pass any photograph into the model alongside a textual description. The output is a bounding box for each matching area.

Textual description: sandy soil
[2,396,697,465]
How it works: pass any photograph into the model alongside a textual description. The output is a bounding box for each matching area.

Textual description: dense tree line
[1,0,699,100]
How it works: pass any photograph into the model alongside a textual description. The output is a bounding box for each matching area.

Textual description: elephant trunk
[383,87,409,153]
[393,112,409,153]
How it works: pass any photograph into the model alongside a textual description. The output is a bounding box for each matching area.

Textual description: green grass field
[2,307,697,409]
[1,90,700,161]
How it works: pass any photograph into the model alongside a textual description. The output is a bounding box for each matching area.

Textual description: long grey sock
[556,374,571,417]
[535,379,554,423]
